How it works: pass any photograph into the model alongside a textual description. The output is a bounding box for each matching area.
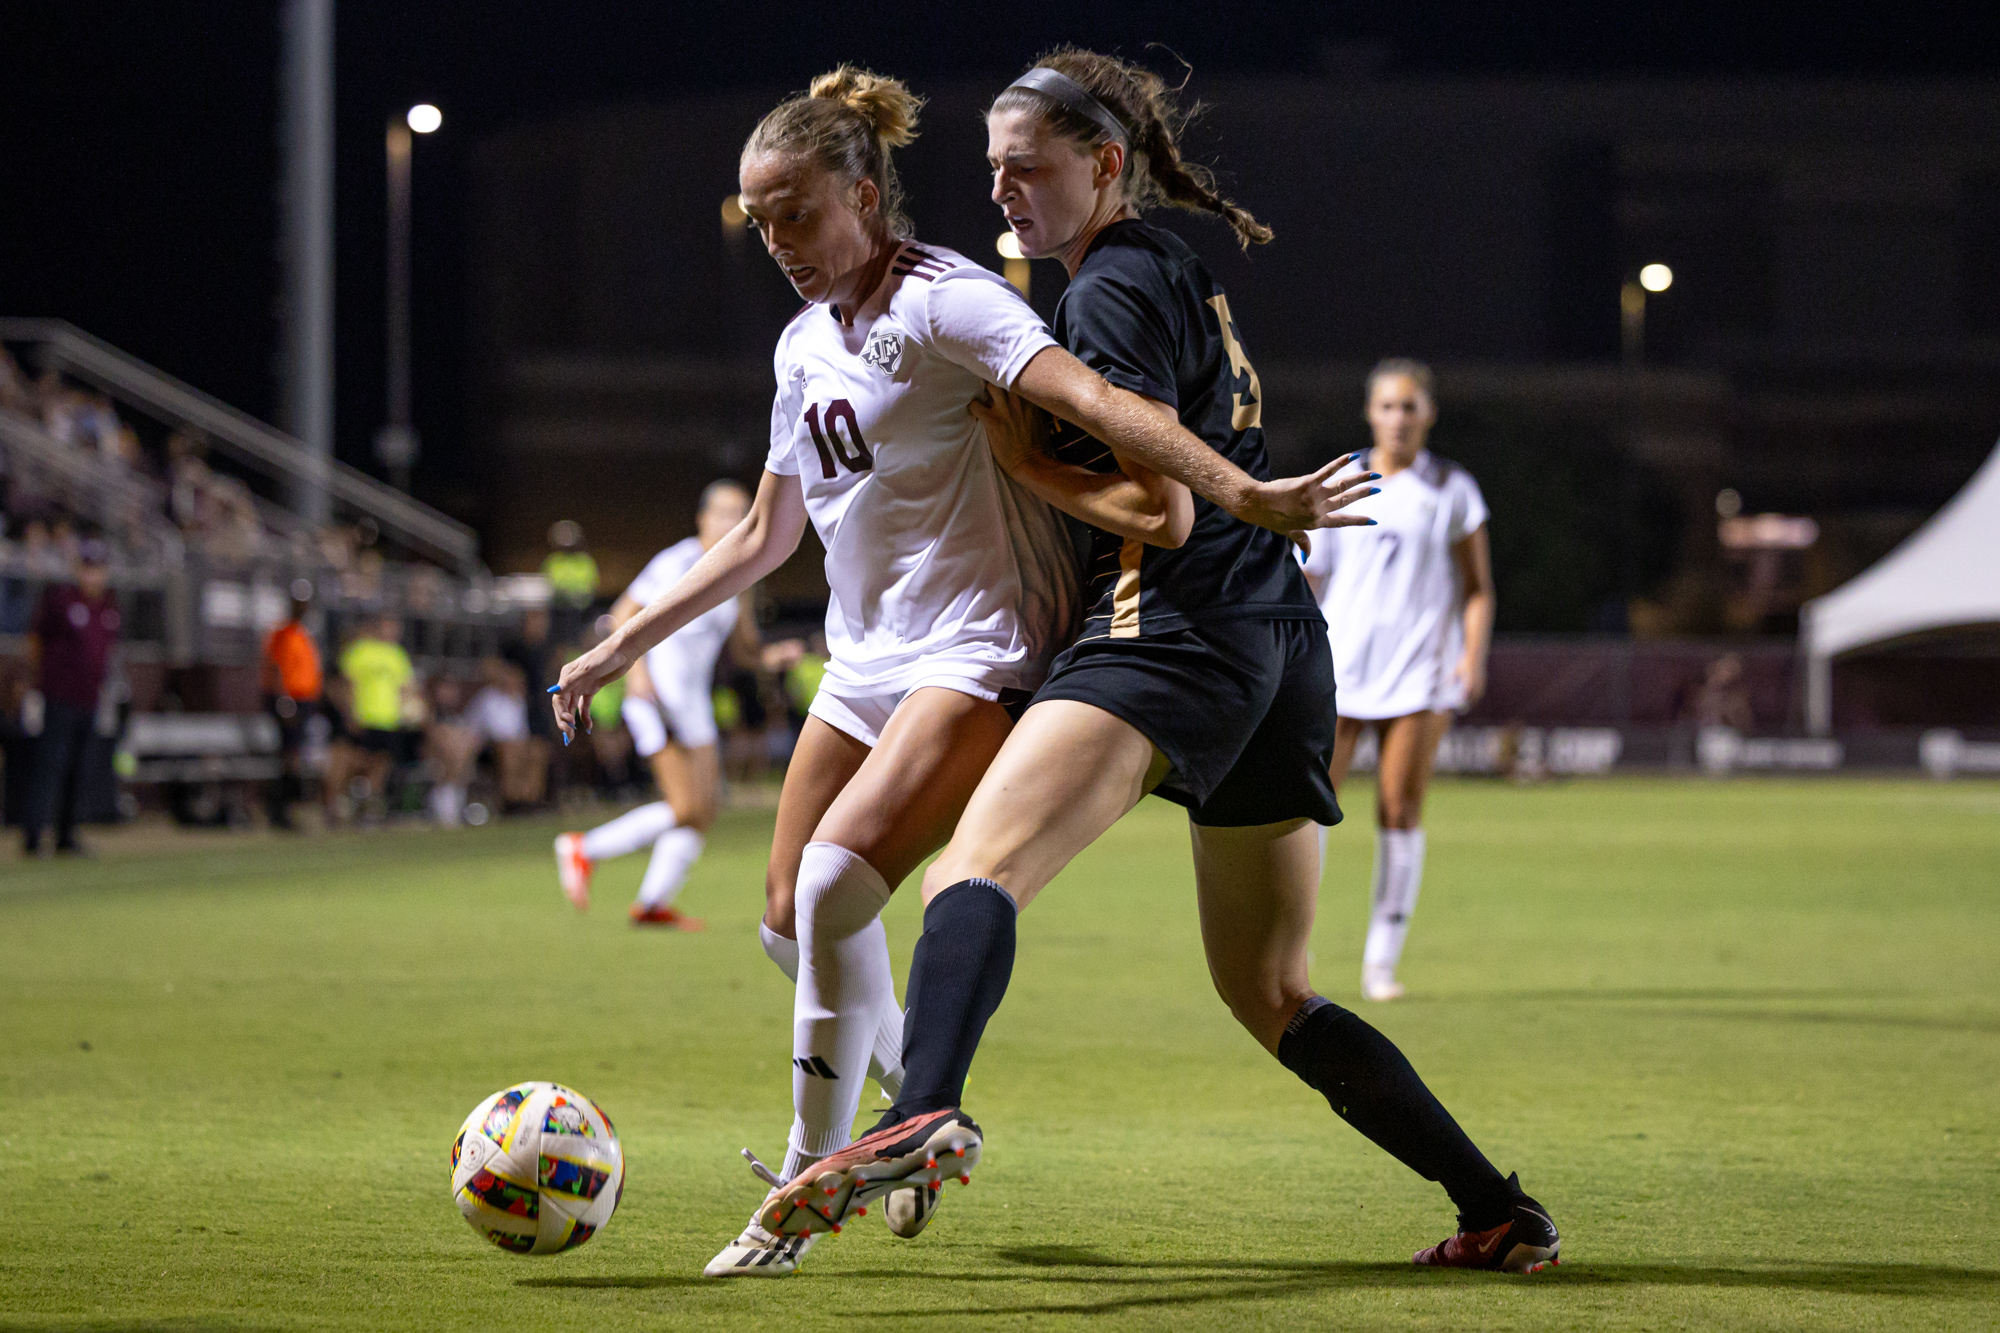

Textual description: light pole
[377,103,441,491]
[1620,262,1673,366]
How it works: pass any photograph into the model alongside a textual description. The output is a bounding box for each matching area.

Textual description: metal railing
[1,319,478,572]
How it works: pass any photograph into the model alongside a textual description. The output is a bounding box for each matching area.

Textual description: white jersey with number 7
[1302,448,1489,720]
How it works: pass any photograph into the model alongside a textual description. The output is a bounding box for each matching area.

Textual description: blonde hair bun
[808,65,922,148]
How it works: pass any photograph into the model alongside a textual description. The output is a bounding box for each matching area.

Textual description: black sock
[1277,996,1513,1229]
[876,878,1017,1128]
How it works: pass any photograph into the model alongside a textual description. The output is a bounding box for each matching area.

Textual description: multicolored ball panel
[451,1081,622,1256]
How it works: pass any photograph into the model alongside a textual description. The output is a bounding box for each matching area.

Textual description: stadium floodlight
[996,231,1024,260]
[1639,263,1673,293]
[721,194,748,227]
[407,103,442,134]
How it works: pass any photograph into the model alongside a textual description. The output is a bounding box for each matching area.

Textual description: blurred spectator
[0,347,36,414]
[21,538,119,856]
[163,429,269,560]
[502,605,556,742]
[540,520,598,642]
[422,674,482,827]
[1692,652,1755,733]
[260,581,323,831]
[324,615,419,824]
[466,658,549,810]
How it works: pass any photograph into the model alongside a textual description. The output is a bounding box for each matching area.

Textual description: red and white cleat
[1412,1174,1561,1273]
[553,833,592,911]
[759,1108,981,1239]
[629,902,704,930]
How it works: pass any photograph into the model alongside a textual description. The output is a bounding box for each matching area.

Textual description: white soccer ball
[451,1081,624,1255]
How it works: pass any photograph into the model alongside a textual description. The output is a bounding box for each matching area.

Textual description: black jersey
[1050,219,1321,640]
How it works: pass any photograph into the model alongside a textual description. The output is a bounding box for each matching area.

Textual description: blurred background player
[540,520,599,645]
[259,580,323,831]
[1302,359,1495,1001]
[21,536,119,856]
[324,614,420,825]
[554,480,758,927]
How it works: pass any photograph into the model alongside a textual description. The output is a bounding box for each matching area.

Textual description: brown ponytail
[990,47,1273,250]
[745,65,924,236]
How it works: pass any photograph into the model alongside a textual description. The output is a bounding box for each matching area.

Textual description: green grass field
[3,778,1997,1331]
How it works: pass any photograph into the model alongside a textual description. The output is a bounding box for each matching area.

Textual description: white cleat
[1361,965,1404,1002]
[554,833,592,911]
[883,1181,940,1238]
[702,1211,817,1278]
[703,1151,818,1278]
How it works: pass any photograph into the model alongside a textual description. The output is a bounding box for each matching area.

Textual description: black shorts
[1033,617,1342,828]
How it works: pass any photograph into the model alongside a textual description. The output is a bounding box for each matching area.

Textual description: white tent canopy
[1801,440,2000,734]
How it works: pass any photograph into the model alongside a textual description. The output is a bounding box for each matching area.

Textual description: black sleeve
[1062,259,1183,409]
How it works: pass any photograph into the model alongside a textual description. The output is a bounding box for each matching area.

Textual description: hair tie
[1006,68,1129,146]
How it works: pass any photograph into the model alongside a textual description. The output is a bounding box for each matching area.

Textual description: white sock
[871,1002,904,1100]
[1363,827,1426,974]
[761,922,800,982]
[580,801,675,862]
[763,902,903,1095]
[791,841,894,1158]
[780,1133,821,1184]
[636,827,704,907]
[428,783,465,826]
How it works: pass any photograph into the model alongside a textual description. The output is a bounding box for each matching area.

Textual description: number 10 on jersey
[805,399,872,479]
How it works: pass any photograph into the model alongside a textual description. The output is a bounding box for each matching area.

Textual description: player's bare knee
[1376,798,1423,830]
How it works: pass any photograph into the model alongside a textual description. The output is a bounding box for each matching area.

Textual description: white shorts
[806,673,1014,749]
[622,682,718,756]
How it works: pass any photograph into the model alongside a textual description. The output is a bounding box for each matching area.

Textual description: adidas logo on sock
[793,1055,839,1079]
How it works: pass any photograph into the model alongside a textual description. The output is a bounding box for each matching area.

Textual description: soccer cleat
[554,833,593,911]
[1412,1174,1560,1273]
[702,1208,817,1278]
[882,1180,940,1239]
[762,1108,981,1239]
[702,1152,817,1278]
[1361,964,1404,1002]
[629,902,704,930]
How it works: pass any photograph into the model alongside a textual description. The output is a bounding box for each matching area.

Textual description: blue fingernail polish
[1369,487,1381,495]
[1367,473,1382,481]
[1366,518,1379,525]
[562,734,571,746]
[547,685,559,693]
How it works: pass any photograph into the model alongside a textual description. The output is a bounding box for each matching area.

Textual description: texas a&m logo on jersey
[860,327,904,378]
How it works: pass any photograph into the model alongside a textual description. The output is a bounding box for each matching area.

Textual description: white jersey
[764,240,1078,697]
[626,536,738,696]
[1302,450,1488,719]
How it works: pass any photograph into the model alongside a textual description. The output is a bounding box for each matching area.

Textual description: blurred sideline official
[22,538,119,856]
[260,583,323,830]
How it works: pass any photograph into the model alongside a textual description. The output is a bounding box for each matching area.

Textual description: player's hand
[1454,652,1488,705]
[549,636,633,743]
[970,385,1052,478]
[1234,452,1380,536]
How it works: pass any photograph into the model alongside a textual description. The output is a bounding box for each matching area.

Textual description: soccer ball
[451,1081,624,1255]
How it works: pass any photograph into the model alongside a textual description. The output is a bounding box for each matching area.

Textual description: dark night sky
[4,1,1996,522]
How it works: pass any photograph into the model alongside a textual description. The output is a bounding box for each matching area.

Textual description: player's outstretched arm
[549,471,807,740]
[972,386,1192,547]
[1011,346,1375,536]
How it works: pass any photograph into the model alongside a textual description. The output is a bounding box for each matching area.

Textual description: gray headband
[1006,68,1130,146]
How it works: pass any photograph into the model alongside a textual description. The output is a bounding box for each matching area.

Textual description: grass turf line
[1,778,1996,1330]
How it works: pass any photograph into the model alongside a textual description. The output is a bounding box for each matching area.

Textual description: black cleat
[1412,1174,1560,1273]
